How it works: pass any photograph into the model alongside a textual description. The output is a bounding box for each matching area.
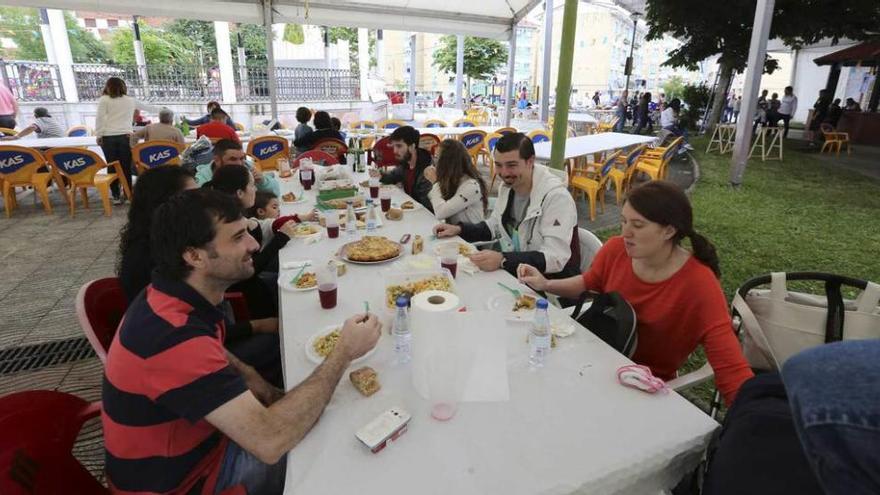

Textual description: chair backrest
[378,119,406,130]
[247,135,290,172]
[44,147,107,184]
[234,122,246,132]
[577,228,603,272]
[0,390,107,494]
[599,151,622,178]
[66,125,89,137]
[527,129,551,144]
[0,146,47,182]
[293,150,338,167]
[460,130,487,156]
[131,140,184,172]
[453,118,477,128]
[486,132,504,155]
[313,138,348,161]
[370,136,397,168]
[495,127,517,135]
[0,127,17,136]
[624,144,646,169]
[424,119,447,128]
[75,277,127,362]
[418,133,441,155]
[819,123,836,136]
[352,120,377,130]
[663,137,684,161]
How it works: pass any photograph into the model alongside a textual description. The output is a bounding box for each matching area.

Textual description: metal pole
[376,29,384,78]
[548,0,578,171]
[358,28,370,101]
[132,16,150,97]
[214,22,237,104]
[624,14,639,94]
[409,34,417,117]
[504,26,517,127]
[263,0,278,120]
[38,9,62,100]
[46,9,77,103]
[455,35,464,110]
[539,0,553,122]
[729,0,775,186]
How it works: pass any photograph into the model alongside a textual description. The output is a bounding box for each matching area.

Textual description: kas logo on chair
[255,142,281,158]
[141,147,176,166]
[53,152,95,174]
[0,151,35,173]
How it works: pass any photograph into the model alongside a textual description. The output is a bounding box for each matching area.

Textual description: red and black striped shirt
[102,275,247,494]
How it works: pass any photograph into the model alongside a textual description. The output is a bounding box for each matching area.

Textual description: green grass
[598,136,880,412]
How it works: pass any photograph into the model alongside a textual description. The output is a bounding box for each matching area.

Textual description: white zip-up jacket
[459,164,579,277]
[428,178,485,225]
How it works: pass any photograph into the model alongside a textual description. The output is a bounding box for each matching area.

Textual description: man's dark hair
[313,111,332,130]
[494,132,535,161]
[330,117,342,131]
[151,189,243,281]
[296,106,312,124]
[34,107,50,118]
[210,107,229,120]
[389,126,420,146]
[213,138,242,158]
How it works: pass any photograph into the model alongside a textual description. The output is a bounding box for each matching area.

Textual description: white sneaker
[683,143,694,151]
[112,197,125,206]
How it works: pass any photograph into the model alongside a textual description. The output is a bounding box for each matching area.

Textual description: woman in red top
[518,181,752,405]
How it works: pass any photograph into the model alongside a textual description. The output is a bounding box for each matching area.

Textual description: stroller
[180,136,214,174]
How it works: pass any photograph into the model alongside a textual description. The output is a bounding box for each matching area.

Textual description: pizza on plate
[345,236,401,262]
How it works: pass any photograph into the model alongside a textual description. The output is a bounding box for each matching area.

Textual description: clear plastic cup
[379,187,392,212]
[324,212,339,239]
[317,264,338,309]
[437,243,459,279]
[427,349,460,421]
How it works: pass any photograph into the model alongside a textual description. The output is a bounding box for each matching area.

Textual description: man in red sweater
[197,107,240,144]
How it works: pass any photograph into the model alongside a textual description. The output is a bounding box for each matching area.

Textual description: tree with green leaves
[644,0,879,132]
[108,24,194,64]
[661,75,685,100]
[327,26,375,72]
[432,35,507,98]
[0,7,109,62]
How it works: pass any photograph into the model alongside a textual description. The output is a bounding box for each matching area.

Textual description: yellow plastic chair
[234,122,246,132]
[452,118,477,128]
[0,127,17,137]
[597,118,618,133]
[0,146,56,217]
[570,151,621,221]
[459,130,487,169]
[45,147,130,217]
[131,140,185,175]
[495,127,517,135]
[66,125,90,137]
[610,144,646,199]
[485,132,504,190]
[820,123,850,155]
[247,135,290,172]
[423,119,448,129]
[527,129,551,144]
[377,119,406,130]
[635,138,682,181]
[351,120,377,130]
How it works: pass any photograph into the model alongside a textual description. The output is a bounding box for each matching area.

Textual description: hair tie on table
[616,364,669,394]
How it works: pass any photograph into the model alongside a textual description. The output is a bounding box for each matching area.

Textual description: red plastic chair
[312,138,348,164]
[367,136,397,169]
[293,150,338,168]
[0,390,107,494]
[76,277,251,363]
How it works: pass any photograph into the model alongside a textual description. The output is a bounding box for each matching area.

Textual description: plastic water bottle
[365,198,378,234]
[345,199,358,240]
[529,298,551,368]
[393,296,412,364]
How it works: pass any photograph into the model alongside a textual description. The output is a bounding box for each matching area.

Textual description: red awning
[814,41,880,67]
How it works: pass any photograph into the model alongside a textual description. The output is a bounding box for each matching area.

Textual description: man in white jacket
[434,133,580,281]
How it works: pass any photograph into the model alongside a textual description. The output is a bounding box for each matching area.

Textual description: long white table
[277,175,718,495]
[7,132,293,151]
[534,133,657,161]
[567,113,598,124]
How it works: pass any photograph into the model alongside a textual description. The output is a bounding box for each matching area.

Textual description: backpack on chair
[570,292,637,358]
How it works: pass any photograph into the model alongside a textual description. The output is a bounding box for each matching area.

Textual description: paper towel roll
[410,290,460,399]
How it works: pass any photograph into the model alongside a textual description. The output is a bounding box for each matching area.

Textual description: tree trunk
[707,61,734,134]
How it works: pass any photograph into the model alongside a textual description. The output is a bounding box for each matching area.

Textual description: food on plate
[350,366,381,397]
[513,294,537,312]
[292,224,319,237]
[401,200,415,210]
[294,272,317,289]
[385,275,452,308]
[281,191,297,202]
[324,197,365,209]
[332,260,347,276]
[345,236,401,262]
[457,243,474,255]
[412,235,423,255]
[313,329,340,358]
[385,208,403,220]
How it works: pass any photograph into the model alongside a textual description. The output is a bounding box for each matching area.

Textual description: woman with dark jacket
[293,110,347,163]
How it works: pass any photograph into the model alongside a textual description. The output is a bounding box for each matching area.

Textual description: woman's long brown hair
[103,77,127,98]
[436,139,488,213]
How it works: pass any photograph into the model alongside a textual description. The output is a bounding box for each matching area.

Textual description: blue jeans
[782,340,880,495]
[663,124,689,144]
[215,441,287,494]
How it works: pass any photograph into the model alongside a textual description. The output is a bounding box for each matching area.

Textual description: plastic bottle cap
[537,298,549,310]
[396,296,409,308]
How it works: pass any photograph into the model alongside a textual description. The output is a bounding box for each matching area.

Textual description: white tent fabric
[4,0,541,38]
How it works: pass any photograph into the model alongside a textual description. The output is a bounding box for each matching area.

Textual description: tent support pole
[549,0,578,171]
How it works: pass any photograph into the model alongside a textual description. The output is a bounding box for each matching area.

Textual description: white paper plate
[291,223,322,239]
[281,194,308,205]
[304,324,377,365]
[487,292,538,322]
[432,241,476,257]
[278,270,318,292]
[340,239,403,265]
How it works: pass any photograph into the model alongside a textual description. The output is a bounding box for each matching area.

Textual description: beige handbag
[732,272,880,371]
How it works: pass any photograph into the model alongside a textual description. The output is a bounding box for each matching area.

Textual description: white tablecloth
[567,113,599,124]
[277,174,718,495]
[534,133,657,160]
[8,133,293,151]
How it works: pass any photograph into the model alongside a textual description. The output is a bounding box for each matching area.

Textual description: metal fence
[73,64,223,102]
[0,60,64,102]
[235,65,359,102]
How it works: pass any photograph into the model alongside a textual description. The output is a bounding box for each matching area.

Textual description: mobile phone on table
[355,407,412,454]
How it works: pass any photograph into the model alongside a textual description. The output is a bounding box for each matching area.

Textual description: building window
[84,18,96,27]
[107,19,118,27]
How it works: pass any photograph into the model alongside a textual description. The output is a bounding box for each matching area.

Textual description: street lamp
[623,12,641,94]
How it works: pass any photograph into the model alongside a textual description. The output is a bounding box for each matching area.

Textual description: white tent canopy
[4,0,541,38]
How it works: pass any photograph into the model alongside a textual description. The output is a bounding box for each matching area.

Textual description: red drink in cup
[438,243,459,279]
[300,168,314,190]
[325,214,340,239]
[318,283,338,309]
[369,177,380,199]
[380,188,392,212]
[327,225,339,238]
[440,260,458,278]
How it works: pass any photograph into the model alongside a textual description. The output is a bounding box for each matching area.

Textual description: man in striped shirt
[103,189,381,494]
[0,107,65,141]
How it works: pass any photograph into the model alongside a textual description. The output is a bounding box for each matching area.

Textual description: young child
[331,117,346,140]
[294,107,313,154]
[249,191,280,220]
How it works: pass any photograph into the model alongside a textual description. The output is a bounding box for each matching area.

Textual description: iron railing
[72,63,222,102]
[234,65,359,102]
[0,60,64,102]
